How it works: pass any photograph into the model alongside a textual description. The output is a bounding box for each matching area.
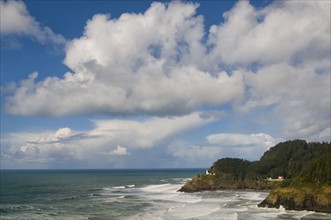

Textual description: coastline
[2,169,331,219]
[179,141,331,213]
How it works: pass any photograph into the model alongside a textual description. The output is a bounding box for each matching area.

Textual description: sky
[0,0,330,169]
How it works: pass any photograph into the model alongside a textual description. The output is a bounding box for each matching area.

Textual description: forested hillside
[254,140,331,178]
[180,140,331,192]
[208,140,330,180]
[180,140,331,212]
[293,152,331,184]
[258,153,331,213]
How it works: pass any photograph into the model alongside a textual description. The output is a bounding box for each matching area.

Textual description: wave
[141,183,173,193]
[237,191,269,201]
[130,188,313,220]
[90,193,103,197]
[103,184,136,191]
[98,183,331,220]
[0,204,35,211]
[112,186,126,189]
[139,183,203,205]
[171,177,192,183]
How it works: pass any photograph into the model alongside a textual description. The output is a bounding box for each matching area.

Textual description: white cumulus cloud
[208,0,330,66]
[0,0,66,45]
[3,0,330,144]
[4,1,244,116]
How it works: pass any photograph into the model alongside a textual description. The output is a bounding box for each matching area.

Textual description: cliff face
[179,175,217,192]
[258,185,331,213]
[258,153,331,213]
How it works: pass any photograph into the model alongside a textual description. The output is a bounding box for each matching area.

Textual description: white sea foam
[130,192,240,220]
[112,186,126,189]
[130,186,321,220]
[172,177,192,183]
[102,184,136,193]
[139,183,203,204]
[291,210,316,219]
[141,183,173,192]
[101,183,331,220]
[235,191,269,201]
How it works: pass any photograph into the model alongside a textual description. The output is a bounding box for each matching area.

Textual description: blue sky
[1,0,330,169]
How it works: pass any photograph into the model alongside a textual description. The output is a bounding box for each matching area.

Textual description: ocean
[1,169,330,220]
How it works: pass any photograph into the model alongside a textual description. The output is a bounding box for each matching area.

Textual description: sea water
[1,169,330,220]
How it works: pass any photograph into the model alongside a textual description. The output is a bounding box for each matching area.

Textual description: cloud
[1,112,220,167]
[208,1,330,66]
[240,62,330,140]
[210,0,330,142]
[167,141,222,167]
[3,1,330,143]
[4,68,244,116]
[88,111,220,149]
[206,132,278,161]
[4,1,244,116]
[207,132,275,147]
[168,132,277,165]
[107,145,130,156]
[0,0,65,45]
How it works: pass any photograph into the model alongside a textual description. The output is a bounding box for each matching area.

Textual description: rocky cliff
[258,185,331,213]
[258,153,331,213]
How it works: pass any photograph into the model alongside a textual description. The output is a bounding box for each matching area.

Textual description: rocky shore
[258,185,331,213]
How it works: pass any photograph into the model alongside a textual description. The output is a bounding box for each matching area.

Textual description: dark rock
[178,175,216,192]
[258,186,331,213]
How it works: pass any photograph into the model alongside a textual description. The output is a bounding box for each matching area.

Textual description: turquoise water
[1,169,330,219]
